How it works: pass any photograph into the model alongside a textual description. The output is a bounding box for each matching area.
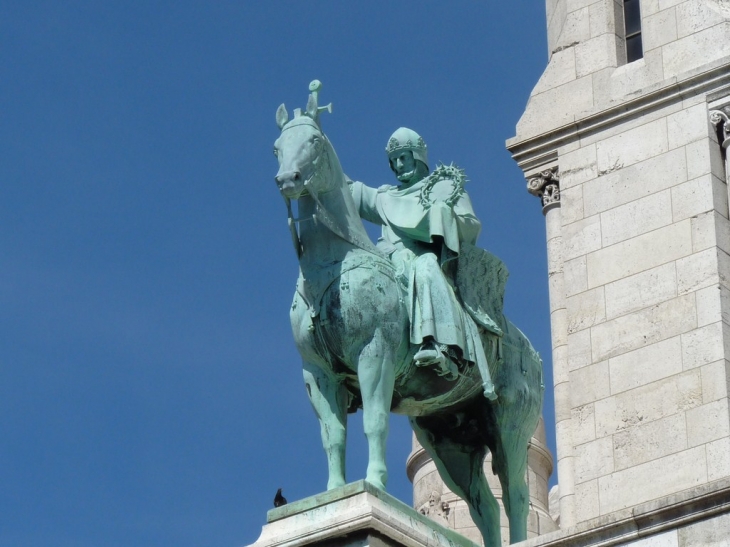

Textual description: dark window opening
[624,0,643,62]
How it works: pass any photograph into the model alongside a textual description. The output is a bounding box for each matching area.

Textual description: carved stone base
[247,481,479,547]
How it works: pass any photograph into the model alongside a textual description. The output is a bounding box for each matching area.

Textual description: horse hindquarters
[489,319,544,543]
[409,409,502,547]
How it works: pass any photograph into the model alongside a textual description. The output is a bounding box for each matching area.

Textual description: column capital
[527,167,560,214]
[710,106,730,150]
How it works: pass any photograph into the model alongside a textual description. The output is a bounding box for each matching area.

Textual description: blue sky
[0,2,552,546]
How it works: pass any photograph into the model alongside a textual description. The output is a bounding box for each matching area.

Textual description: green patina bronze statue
[273,81,544,546]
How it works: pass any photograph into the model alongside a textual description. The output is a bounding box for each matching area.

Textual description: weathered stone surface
[574,479,600,523]
[575,436,614,483]
[564,256,588,297]
[559,144,597,190]
[691,211,730,255]
[685,397,730,447]
[586,220,692,289]
[594,369,703,437]
[596,119,668,174]
[575,33,620,78]
[643,8,679,52]
[570,360,610,407]
[677,506,730,546]
[559,6,592,48]
[598,446,707,513]
[604,262,678,320]
[706,436,730,481]
[685,138,728,188]
[671,174,726,223]
[590,293,696,362]
[667,103,712,149]
[612,413,688,471]
[583,148,687,217]
[589,48,666,108]
[588,0,615,38]
[515,76,594,140]
[572,403,596,445]
[600,189,673,247]
[560,185,584,224]
[567,327,593,371]
[631,530,679,547]
[532,48,578,95]
[681,321,725,369]
[563,214,602,261]
[675,0,730,39]
[662,24,730,79]
[566,287,606,333]
[700,359,730,403]
[608,336,683,394]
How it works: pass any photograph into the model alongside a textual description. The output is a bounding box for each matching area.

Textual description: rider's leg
[474,332,497,401]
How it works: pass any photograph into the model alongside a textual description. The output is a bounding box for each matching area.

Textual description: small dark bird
[274,488,287,507]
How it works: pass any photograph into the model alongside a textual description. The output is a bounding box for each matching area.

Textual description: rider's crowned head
[386,127,429,184]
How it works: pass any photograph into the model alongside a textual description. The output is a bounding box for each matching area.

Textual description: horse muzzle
[276,170,306,199]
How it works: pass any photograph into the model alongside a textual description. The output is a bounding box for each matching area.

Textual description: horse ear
[276,104,289,129]
[306,93,318,119]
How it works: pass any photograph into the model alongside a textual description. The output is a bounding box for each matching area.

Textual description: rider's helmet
[385,127,429,172]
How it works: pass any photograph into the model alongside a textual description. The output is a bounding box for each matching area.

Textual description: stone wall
[508,0,730,535]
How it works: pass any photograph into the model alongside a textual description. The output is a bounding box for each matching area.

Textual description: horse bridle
[285,134,378,258]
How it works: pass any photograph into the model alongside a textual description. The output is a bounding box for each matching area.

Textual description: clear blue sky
[0,2,552,546]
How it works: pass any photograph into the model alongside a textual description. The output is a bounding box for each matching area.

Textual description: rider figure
[349,128,497,400]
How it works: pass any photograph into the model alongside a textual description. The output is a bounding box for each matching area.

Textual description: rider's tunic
[349,173,490,376]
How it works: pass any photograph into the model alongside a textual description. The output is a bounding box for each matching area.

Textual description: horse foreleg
[410,416,501,547]
[303,361,348,490]
[357,334,396,490]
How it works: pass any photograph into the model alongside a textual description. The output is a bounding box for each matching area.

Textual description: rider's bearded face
[389,151,417,183]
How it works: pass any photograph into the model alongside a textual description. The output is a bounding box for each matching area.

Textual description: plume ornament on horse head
[272,81,544,546]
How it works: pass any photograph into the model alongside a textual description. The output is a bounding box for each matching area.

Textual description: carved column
[527,168,575,528]
[710,106,730,184]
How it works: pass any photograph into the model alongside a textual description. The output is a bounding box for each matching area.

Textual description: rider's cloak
[349,167,504,375]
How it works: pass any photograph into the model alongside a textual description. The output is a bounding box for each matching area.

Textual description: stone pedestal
[247,481,479,547]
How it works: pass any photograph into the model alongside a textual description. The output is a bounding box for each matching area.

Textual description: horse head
[274,80,333,200]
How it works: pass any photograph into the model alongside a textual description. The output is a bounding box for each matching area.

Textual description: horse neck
[298,139,376,268]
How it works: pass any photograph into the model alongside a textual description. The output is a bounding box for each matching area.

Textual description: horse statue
[272,81,544,546]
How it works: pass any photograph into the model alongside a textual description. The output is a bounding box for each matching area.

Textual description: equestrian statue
[272,80,544,546]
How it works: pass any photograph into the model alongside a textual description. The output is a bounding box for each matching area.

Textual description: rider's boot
[414,340,459,380]
[482,380,498,401]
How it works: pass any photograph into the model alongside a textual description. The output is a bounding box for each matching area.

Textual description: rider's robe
[349,170,493,379]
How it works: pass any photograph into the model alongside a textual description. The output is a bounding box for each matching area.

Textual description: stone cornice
[507,58,730,174]
[517,477,730,547]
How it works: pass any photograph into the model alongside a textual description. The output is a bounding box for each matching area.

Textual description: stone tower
[506,0,730,544]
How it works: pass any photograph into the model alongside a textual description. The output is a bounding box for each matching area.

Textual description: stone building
[411,0,730,545]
